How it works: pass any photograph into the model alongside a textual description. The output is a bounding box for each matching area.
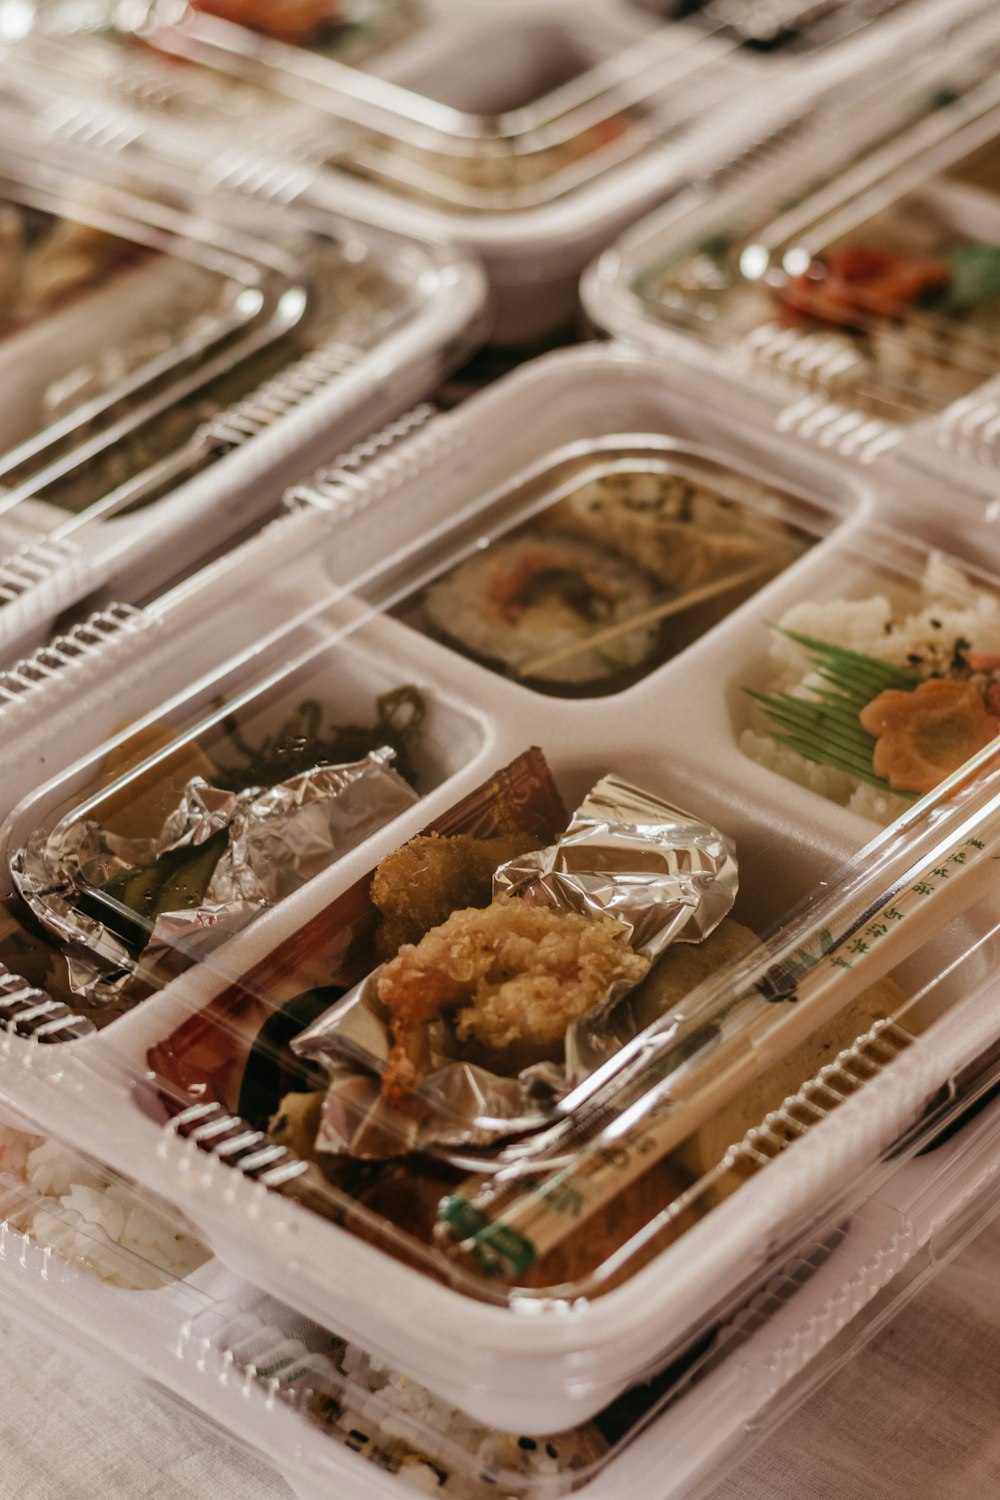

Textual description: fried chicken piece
[371,831,541,959]
[378,897,648,1103]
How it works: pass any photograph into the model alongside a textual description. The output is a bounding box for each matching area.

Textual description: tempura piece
[371,831,541,959]
[378,897,648,1103]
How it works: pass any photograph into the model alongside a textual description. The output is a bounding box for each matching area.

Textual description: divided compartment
[387,434,832,700]
[712,521,1000,830]
[0,605,487,1036]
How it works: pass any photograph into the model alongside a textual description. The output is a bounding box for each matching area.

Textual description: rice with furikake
[742,554,1000,824]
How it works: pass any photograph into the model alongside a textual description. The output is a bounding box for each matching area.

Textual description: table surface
[5,1215,1000,1500]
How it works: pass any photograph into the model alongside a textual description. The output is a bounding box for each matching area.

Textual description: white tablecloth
[5,1217,1000,1499]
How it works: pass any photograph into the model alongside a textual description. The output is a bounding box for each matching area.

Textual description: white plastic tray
[2,1069,1000,1500]
[0,349,999,1441]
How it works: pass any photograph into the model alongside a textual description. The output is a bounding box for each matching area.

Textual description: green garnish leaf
[748,627,919,797]
[630,228,734,296]
[936,242,1000,316]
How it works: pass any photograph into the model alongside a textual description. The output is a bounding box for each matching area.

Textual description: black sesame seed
[546,1443,559,1459]
[906,653,923,665]
[930,618,942,629]
[518,1438,537,1451]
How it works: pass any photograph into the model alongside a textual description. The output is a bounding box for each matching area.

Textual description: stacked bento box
[3,1,1000,1496]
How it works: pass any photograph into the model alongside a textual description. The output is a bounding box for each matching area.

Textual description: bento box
[1,350,1000,1453]
[0,126,303,542]
[583,7,1000,475]
[2,1071,1000,1500]
[3,0,770,343]
[0,98,486,665]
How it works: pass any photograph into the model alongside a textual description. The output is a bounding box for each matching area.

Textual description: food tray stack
[2,1099,1000,1500]
[0,351,999,1500]
[0,95,486,665]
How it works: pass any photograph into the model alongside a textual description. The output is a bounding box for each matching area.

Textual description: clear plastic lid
[0,350,1000,1436]
[584,16,1000,440]
[0,140,303,524]
[5,1084,1000,1500]
[0,99,485,659]
[18,0,751,215]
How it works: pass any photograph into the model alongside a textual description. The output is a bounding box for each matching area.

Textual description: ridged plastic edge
[284,402,460,516]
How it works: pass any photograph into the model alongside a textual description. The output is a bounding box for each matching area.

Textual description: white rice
[0,1123,209,1290]
[742,557,1000,825]
[315,1341,604,1497]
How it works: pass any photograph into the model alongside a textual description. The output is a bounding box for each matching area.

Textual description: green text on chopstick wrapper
[438,1197,537,1278]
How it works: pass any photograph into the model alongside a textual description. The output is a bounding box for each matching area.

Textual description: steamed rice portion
[742,555,1000,823]
[313,1342,606,1497]
[0,1124,209,1289]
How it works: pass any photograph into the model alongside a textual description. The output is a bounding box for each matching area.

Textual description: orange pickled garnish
[190,0,342,44]
[781,247,951,328]
[859,678,1000,794]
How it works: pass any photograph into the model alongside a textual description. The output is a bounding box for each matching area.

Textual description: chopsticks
[437,738,1000,1279]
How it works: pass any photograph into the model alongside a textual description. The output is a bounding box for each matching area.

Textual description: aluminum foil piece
[10,748,418,1005]
[292,775,738,1158]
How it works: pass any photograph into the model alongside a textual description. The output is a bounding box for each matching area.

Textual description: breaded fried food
[378,897,648,1103]
[371,831,540,959]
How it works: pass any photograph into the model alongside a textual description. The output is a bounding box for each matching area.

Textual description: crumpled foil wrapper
[292,774,738,1158]
[10,748,418,1005]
